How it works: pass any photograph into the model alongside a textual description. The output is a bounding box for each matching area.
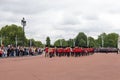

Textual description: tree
[53,32,119,48]
[54,39,68,47]
[79,39,86,47]
[105,33,119,47]
[67,39,75,47]
[54,39,61,47]
[0,24,24,46]
[88,37,96,47]
[0,24,43,47]
[96,32,119,48]
[75,32,87,47]
[46,36,51,47]
[61,39,68,47]
[96,33,107,47]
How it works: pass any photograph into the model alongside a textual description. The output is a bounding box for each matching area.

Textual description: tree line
[46,32,119,48]
[0,24,43,47]
[0,24,119,48]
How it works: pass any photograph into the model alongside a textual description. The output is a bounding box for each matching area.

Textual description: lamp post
[21,17,26,46]
[15,35,18,47]
[30,39,32,47]
[60,39,62,47]
[0,35,2,46]
[118,36,120,54]
[101,35,104,48]
[87,36,89,48]
[59,35,63,47]
[73,39,75,47]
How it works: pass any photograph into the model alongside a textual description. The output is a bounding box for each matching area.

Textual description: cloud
[0,0,120,44]
[60,13,80,25]
[82,14,99,20]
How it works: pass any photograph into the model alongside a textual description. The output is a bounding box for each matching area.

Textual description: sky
[0,0,120,44]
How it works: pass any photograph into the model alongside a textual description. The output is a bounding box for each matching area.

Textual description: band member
[71,47,74,56]
[73,47,79,57]
[78,47,83,56]
[65,47,71,57]
[57,47,63,57]
[48,47,55,58]
[44,47,49,57]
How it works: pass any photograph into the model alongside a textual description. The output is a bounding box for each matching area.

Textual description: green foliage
[34,41,43,47]
[61,39,68,47]
[75,32,87,47]
[54,39,61,47]
[46,36,51,47]
[96,32,119,48]
[0,24,43,47]
[29,39,43,47]
[54,39,68,47]
[88,37,96,47]
[96,33,107,47]
[0,24,23,46]
[67,39,75,47]
[54,32,119,48]
[105,33,119,47]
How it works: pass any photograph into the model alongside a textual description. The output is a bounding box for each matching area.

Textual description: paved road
[0,53,120,80]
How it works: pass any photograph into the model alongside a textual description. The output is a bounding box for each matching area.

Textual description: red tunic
[73,47,79,53]
[49,48,55,54]
[45,47,48,53]
[78,48,83,53]
[57,48,63,53]
[0,50,3,55]
[66,47,71,53]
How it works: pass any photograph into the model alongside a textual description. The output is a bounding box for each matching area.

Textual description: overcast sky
[0,0,120,44]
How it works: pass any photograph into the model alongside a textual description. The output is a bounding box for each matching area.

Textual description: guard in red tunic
[44,47,49,57]
[48,48,55,58]
[63,47,66,56]
[83,48,89,56]
[89,48,94,55]
[57,47,63,57]
[71,47,74,56]
[78,48,83,56]
[73,47,79,57]
[72,47,76,57]
[66,47,71,57]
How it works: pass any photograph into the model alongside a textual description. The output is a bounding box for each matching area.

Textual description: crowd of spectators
[0,45,43,58]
